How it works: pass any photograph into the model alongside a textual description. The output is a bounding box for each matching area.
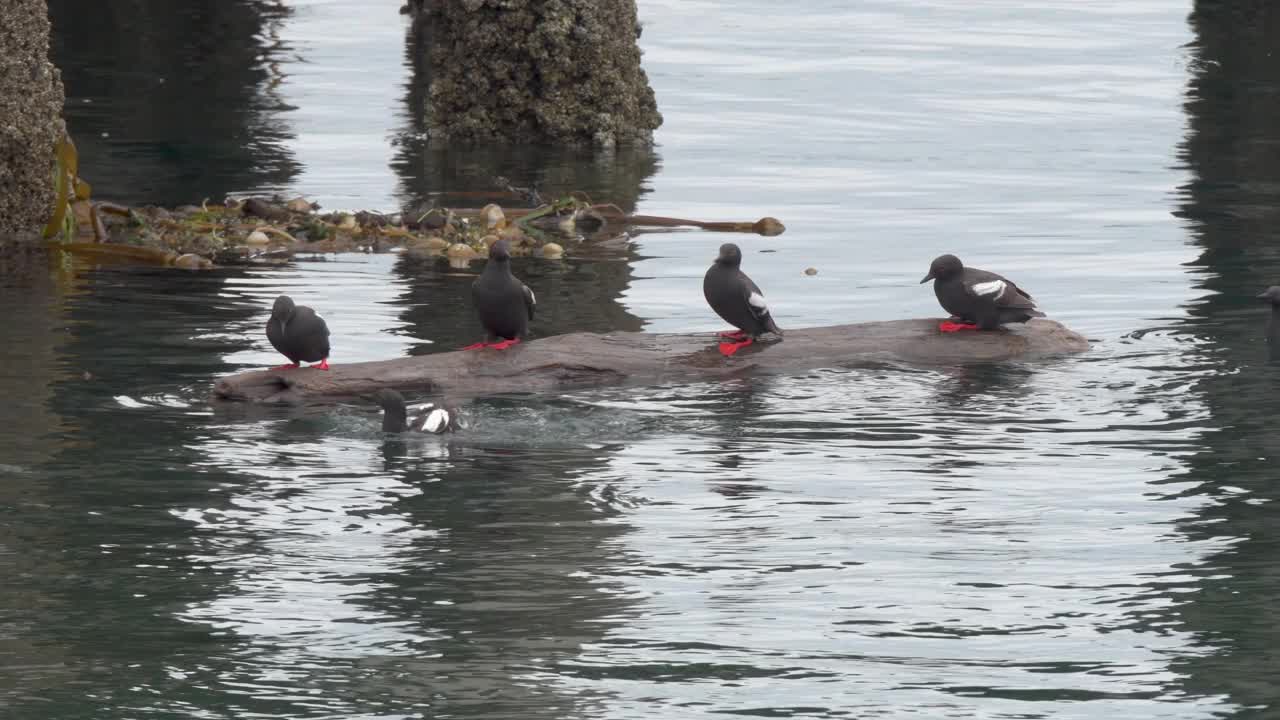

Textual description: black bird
[1258,286,1280,360]
[919,254,1043,332]
[703,242,782,356]
[375,389,462,434]
[465,239,535,350]
[266,295,331,369]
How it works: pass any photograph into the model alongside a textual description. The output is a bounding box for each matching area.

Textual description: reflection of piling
[406,0,662,146]
[1164,2,1280,709]
[47,0,300,207]
[0,0,65,237]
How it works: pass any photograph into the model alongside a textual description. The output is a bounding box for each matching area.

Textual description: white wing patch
[424,408,450,434]
[971,280,1006,297]
[748,292,769,310]
[525,286,536,306]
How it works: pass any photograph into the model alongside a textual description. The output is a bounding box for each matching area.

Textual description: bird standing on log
[465,239,536,350]
[919,254,1043,332]
[266,295,331,370]
[703,242,782,356]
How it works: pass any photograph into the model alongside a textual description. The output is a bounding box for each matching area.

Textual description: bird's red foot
[488,338,522,350]
[718,338,754,356]
[717,330,748,339]
[270,363,300,370]
[939,321,980,333]
[312,359,330,370]
[462,342,490,351]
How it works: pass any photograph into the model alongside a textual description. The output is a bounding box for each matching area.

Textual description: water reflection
[390,7,661,344]
[1166,1,1280,711]
[12,0,1280,717]
[0,249,78,704]
[554,365,1224,715]
[166,415,640,716]
[49,0,299,206]
[395,11,661,213]
[394,249,646,355]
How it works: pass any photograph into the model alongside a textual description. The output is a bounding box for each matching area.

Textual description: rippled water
[6,0,1280,718]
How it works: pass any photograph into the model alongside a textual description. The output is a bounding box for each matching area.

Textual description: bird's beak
[920,272,934,284]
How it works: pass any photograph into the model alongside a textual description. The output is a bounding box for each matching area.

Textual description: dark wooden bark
[214,318,1089,405]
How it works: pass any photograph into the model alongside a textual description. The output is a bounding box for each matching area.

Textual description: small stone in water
[480,204,505,231]
[173,253,212,270]
[541,242,564,259]
[408,235,449,253]
[446,243,476,259]
[804,267,818,276]
[245,230,270,246]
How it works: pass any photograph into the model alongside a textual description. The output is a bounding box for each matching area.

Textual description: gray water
[3,1,1278,718]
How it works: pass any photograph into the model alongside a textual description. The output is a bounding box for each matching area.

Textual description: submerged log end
[212,370,305,405]
[213,365,447,405]
[1022,317,1091,354]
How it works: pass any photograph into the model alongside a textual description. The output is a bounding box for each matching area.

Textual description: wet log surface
[213,318,1090,405]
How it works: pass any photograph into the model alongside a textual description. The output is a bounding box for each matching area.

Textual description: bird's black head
[271,294,295,318]
[920,254,963,284]
[716,243,742,267]
[1258,286,1280,305]
[375,388,406,410]
[489,239,512,262]
[374,389,408,432]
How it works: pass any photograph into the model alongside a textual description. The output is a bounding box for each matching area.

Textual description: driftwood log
[213,319,1089,405]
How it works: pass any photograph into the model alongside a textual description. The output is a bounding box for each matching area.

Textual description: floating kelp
[40,138,785,271]
[41,132,88,243]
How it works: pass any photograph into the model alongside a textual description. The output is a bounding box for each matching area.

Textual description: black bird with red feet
[266,295,331,370]
[465,239,535,351]
[919,254,1043,332]
[703,242,782,356]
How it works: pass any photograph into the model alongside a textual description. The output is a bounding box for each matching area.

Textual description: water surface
[4,1,1278,718]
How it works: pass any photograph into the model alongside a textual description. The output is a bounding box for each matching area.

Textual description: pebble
[541,242,564,259]
[245,230,270,246]
[804,267,818,276]
[408,235,450,252]
[480,204,505,231]
[446,243,477,259]
[173,253,212,270]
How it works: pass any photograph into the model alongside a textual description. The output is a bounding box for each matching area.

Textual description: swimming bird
[375,389,462,434]
[266,294,331,369]
[1258,286,1280,360]
[703,242,782,356]
[919,254,1043,332]
[464,239,535,350]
